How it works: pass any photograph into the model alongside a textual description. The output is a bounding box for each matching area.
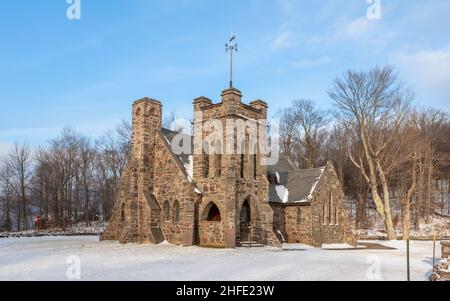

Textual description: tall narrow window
[335,203,338,225]
[164,201,170,222]
[329,193,333,225]
[203,147,209,178]
[240,154,245,179]
[173,201,180,223]
[120,203,125,222]
[253,154,257,179]
[322,205,326,225]
[215,141,222,178]
[296,207,302,225]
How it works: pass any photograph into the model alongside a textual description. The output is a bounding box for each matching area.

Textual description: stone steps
[238,241,264,248]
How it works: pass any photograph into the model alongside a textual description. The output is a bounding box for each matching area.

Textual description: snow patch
[322,243,359,250]
[275,185,289,203]
[0,238,438,281]
[183,155,194,182]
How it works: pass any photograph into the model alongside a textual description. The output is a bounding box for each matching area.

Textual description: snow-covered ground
[0,221,108,238]
[0,236,441,281]
[355,215,450,239]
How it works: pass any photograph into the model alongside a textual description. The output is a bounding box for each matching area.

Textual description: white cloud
[294,56,332,68]
[333,16,396,48]
[271,31,297,50]
[345,17,373,38]
[0,142,13,157]
[391,47,450,105]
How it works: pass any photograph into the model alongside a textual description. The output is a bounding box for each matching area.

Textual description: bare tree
[416,109,449,223]
[78,136,96,226]
[0,165,14,231]
[2,143,33,231]
[291,100,329,169]
[329,66,414,240]
[278,108,297,157]
[278,100,328,169]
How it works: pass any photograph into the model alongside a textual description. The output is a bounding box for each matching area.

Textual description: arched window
[296,207,302,225]
[120,203,125,222]
[173,201,180,223]
[164,201,170,222]
[205,203,221,222]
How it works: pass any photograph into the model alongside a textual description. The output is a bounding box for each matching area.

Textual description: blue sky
[1,0,450,153]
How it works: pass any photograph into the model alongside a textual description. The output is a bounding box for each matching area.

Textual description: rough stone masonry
[101,87,356,248]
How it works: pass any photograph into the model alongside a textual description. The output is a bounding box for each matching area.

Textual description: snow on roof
[160,128,200,194]
[183,155,193,182]
[269,166,326,204]
[275,185,289,204]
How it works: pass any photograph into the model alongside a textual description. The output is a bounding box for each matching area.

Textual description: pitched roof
[161,128,193,179]
[160,128,199,193]
[269,166,326,205]
[266,155,298,174]
[160,128,329,202]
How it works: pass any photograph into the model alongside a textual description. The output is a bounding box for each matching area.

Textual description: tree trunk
[356,191,368,229]
[402,153,417,240]
[17,196,21,232]
[427,149,433,224]
[376,159,396,240]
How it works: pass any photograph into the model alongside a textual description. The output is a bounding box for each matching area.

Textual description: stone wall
[284,205,313,245]
[102,98,199,246]
[103,92,356,249]
[442,241,450,258]
[199,221,225,247]
[311,164,357,247]
[430,259,450,281]
[268,164,357,248]
[193,88,280,248]
[153,131,199,246]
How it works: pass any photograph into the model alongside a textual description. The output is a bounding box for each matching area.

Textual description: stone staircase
[237,227,265,247]
[119,222,137,244]
[238,241,265,248]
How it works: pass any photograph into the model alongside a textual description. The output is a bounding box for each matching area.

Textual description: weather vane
[225,35,238,88]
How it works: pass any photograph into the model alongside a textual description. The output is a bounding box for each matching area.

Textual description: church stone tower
[101,98,165,244]
[193,87,280,248]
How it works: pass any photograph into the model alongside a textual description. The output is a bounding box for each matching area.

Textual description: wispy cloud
[345,17,373,38]
[0,142,13,156]
[271,31,297,50]
[391,47,450,104]
[293,56,332,68]
[333,16,396,48]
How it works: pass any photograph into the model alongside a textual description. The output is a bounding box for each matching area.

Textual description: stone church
[101,87,356,248]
